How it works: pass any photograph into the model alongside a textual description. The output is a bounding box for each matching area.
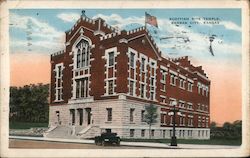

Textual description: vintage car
[94,132,121,146]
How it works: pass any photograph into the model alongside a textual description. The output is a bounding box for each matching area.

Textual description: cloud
[192,16,241,32]
[92,13,145,30]
[57,12,80,23]
[10,13,65,54]
[91,13,241,65]
[220,21,241,32]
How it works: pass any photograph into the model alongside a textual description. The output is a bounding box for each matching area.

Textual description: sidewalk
[9,136,240,149]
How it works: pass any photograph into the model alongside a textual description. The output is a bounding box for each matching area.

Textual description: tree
[144,104,158,139]
[9,83,49,123]
[210,121,217,129]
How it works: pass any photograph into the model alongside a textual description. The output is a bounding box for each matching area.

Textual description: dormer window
[76,39,90,68]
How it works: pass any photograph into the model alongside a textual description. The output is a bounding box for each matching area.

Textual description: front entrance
[85,108,91,125]
[77,108,83,126]
[70,109,75,125]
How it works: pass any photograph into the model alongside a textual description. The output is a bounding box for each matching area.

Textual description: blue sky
[10,9,242,64]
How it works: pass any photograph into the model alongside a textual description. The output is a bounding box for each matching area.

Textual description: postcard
[0,0,249,157]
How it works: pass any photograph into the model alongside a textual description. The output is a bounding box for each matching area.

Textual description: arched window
[76,39,89,68]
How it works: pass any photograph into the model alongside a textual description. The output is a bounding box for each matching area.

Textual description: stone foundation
[48,98,210,139]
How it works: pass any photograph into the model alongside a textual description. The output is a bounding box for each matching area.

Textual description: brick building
[46,15,210,139]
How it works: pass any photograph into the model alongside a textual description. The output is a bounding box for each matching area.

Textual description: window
[170,115,173,125]
[76,39,89,68]
[106,108,112,121]
[188,82,193,92]
[169,98,176,106]
[161,69,166,82]
[206,88,209,97]
[75,78,88,98]
[179,79,185,89]
[202,88,205,96]
[170,75,176,86]
[140,84,145,98]
[141,58,145,71]
[160,69,166,92]
[150,77,154,86]
[198,86,201,94]
[160,97,165,103]
[187,103,193,109]
[151,130,154,137]
[198,116,202,127]
[130,52,135,68]
[179,130,182,137]
[170,130,173,137]
[130,108,135,122]
[163,130,166,138]
[55,64,63,101]
[108,52,114,66]
[179,101,185,108]
[180,116,185,126]
[108,80,114,95]
[130,129,135,137]
[129,80,134,96]
[206,117,209,127]
[141,129,145,137]
[150,91,154,100]
[141,110,145,122]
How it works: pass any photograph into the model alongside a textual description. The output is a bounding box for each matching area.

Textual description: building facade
[46,15,211,139]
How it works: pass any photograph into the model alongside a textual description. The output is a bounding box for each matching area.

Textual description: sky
[9,9,242,125]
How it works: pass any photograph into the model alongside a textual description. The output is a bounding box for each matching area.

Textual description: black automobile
[94,132,121,146]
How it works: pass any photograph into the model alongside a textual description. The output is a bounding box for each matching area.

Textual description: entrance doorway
[70,109,75,125]
[85,108,91,125]
[77,108,83,126]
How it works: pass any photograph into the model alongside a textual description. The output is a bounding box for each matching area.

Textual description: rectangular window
[198,116,202,127]
[141,58,145,71]
[76,80,80,98]
[163,130,166,138]
[151,130,154,137]
[169,98,176,106]
[187,103,193,109]
[108,52,114,66]
[55,64,63,101]
[129,80,134,96]
[198,86,201,94]
[141,110,145,122]
[108,80,114,95]
[170,75,176,86]
[130,108,135,122]
[130,129,135,137]
[77,52,81,68]
[75,78,88,98]
[141,129,145,137]
[150,77,154,86]
[130,52,135,68]
[106,108,112,121]
[170,116,173,125]
[140,84,145,98]
[188,82,193,92]
[150,91,154,100]
[161,69,166,82]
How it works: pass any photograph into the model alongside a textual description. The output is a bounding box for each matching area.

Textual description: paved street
[9,139,151,149]
[9,136,240,149]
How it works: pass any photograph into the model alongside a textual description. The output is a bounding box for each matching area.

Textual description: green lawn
[9,122,48,129]
[122,137,241,146]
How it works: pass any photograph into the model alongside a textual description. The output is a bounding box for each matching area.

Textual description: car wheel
[117,138,120,146]
[101,140,105,146]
